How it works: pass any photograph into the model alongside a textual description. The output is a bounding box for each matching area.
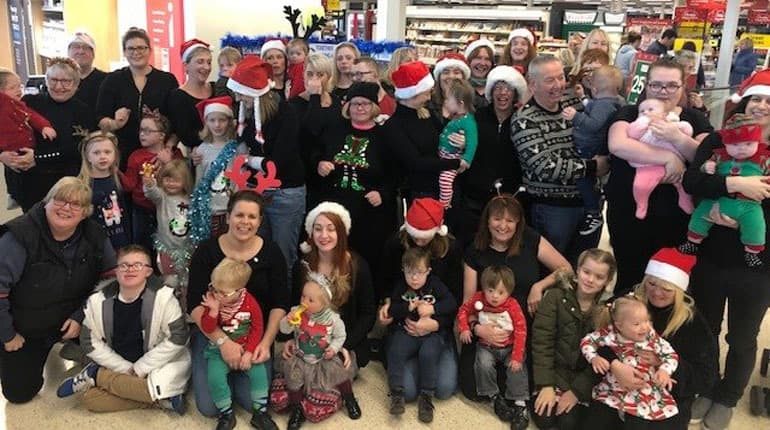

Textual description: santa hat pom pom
[474,301,484,311]
[437,225,448,236]
[729,92,743,104]
[300,241,312,254]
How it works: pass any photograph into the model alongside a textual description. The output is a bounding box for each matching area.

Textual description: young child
[581,296,680,426]
[387,247,457,423]
[562,65,626,236]
[123,109,179,251]
[143,159,193,305]
[531,249,617,428]
[626,98,695,219]
[0,68,56,208]
[215,46,242,97]
[457,265,529,430]
[437,79,478,208]
[56,245,190,414]
[679,115,770,267]
[278,272,359,429]
[286,38,309,99]
[200,258,276,430]
[77,130,131,249]
[189,96,248,243]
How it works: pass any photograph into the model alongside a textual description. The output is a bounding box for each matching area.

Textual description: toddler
[286,38,309,99]
[627,98,694,219]
[438,79,478,208]
[457,265,529,430]
[200,257,275,430]
[562,65,625,236]
[215,46,242,98]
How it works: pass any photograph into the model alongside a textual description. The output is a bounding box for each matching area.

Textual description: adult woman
[606,57,713,295]
[501,28,537,75]
[681,72,770,430]
[729,37,759,87]
[260,40,289,101]
[96,27,178,169]
[428,53,471,119]
[460,194,570,400]
[165,39,216,148]
[286,202,376,368]
[226,55,305,275]
[0,177,115,403]
[331,42,361,100]
[316,82,396,277]
[7,58,97,211]
[187,190,289,417]
[615,31,642,90]
[450,66,527,248]
[378,198,463,401]
[569,29,611,78]
[464,39,496,109]
[382,46,418,96]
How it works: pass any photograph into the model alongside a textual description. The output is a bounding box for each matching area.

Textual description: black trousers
[690,260,770,407]
[584,401,678,430]
[0,334,59,403]
[531,402,587,429]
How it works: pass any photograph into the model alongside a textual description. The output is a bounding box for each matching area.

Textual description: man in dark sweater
[68,32,107,111]
[646,29,677,57]
[511,56,608,261]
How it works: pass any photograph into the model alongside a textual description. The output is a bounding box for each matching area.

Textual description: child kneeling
[57,245,190,414]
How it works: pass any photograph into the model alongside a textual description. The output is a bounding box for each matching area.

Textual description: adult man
[646,29,677,57]
[351,57,396,117]
[510,56,609,261]
[68,31,107,109]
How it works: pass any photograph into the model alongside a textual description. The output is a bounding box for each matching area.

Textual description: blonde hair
[592,65,623,94]
[305,279,332,309]
[287,38,310,55]
[44,176,94,217]
[594,295,648,330]
[571,29,611,76]
[184,46,211,65]
[259,91,280,125]
[0,67,18,89]
[211,257,252,293]
[78,131,122,192]
[157,159,194,195]
[331,42,361,89]
[342,100,381,120]
[634,275,694,338]
[554,248,616,315]
[218,47,242,65]
[444,79,476,114]
[199,111,236,142]
[305,53,334,93]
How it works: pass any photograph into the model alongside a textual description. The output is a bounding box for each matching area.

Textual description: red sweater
[201,292,264,353]
[457,291,527,363]
[287,63,306,99]
[122,147,182,209]
[0,92,52,152]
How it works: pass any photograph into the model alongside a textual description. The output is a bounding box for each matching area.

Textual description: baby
[627,98,694,219]
[286,38,309,99]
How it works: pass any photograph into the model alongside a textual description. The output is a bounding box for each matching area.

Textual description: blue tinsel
[220,33,411,56]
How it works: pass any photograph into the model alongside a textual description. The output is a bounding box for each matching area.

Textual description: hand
[591,356,610,374]
[282,339,297,360]
[654,369,673,391]
[201,292,220,315]
[317,161,335,177]
[142,174,156,187]
[340,347,352,368]
[220,339,244,369]
[60,319,81,340]
[252,340,271,364]
[702,160,717,175]
[509,359,523,372]
[728,176,770,202]
[404,317,439,337]
[323,347,336,360]
[458,159,470,173]
[706,202,739,229]
[114,107,131,129]
[534,386,557,417]
[190,146,203,166]
[527,283,545,316]
[15,147,35,170]
[41,127,57,140]
[448,131,466,149]
[416,302,434,318]
[3,333,25,352]
[562,106,576,121]
[459,330,472,344]
[555,390,579,415]
[305,75,323,95]
[474,323,509,347]
[662,153,685,184]
[610,360,645,391]
[593,155,610,177]
[364,190,382,207]
[378,302,393,326]
[689,92,705,109]
[156,147,173,164]
[636,349,662,367]
[649,118,685,144]
[239,351,253,370]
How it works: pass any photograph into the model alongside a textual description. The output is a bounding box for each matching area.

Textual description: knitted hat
[508,28,535,45]
[392,61,435,100]
[68,31,95,50]
[729,69,770,103]
[345,82,380,104]
[181,38,210,62]
[719,115,763,145]
[433,52,471,80]
[464,39,496,61]
[195,96,234,122]
[300,202,352,254]
[645,248,697,291]
[485,65,528,105]
[402,198,448,240]
[226,55,274,143]
[260,39,286,59]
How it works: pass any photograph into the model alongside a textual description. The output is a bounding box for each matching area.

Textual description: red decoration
[224,155,282,193]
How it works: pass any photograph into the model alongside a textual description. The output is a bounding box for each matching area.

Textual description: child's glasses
[208,283,240,297]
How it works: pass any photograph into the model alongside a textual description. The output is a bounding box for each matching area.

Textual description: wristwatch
[215,336,227,346]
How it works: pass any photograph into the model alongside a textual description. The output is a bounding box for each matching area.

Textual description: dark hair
[141,112,171,135]
[481,265,515,294]
[662,29,677,40]
[473,194,526,256]
[122,27,151,50]
[625,31,642,45]
[402,247,431,269]
[681,41,697,52]
[648,56,685,81]
[117,244,152,262]
[728,96,751,118]
[445,79,476,114]
[226,190,265,216]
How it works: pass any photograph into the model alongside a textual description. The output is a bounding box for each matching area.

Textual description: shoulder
[523,225,542,248]
[612,105,640,123]
[261,239,287,262]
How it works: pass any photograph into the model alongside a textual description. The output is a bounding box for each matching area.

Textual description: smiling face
[510,38,530,62]
[185,50,212,83]
[469,48,493,79]
[576,257,611,298]
[2,74,22,100]
[643,275,677,308]
[491,81,516,111]
[124,37,151,68]
[483,281,511,307]
[162,176,184,196]
[745,94,770,128]
[116,251,153,291]
[645,66,684,110]
[614,304,651,343]
[312,214,339,254]
[226,200,262,241]
[46,66,78,103]
[86,138,117,175]
[348,96,375,124]
[45,196,87,236]
[488,208,517,247]
[440,67,466,91]
[68,42,94,70]
[530,60,566,110]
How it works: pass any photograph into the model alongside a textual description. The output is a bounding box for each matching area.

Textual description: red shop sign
[749,10,770,25]
[674,7,708,23]
[626,17,673,27]
[708,9,725,23]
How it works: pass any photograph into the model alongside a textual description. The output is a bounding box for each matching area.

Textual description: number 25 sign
[626,52,660,104]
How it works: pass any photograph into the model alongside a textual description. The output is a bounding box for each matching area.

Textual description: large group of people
[0,24,768,430]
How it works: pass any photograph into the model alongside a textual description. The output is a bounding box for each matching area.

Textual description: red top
[457,291,527,363]
[379,94,397,116]
[0,92,52,152]
[122,147,182,209]
[201,291,264,353]
[287,63,306,99]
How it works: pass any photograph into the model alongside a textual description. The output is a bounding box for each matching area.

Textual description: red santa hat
[260,39,286,58]
[195,96,234,122]
[464,38,496,61]
[181,38,210,63]
[433,52,471,80]
[226,55,274,143]
[508,28,535,45]
[645,248,697,291]
[402,198,448,240]
[485,65,528,105]
[729,69,770,103]
[392,61,435,100]
[300,202,352,254]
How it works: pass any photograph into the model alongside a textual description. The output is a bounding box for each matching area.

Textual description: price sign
[626,52,659,104]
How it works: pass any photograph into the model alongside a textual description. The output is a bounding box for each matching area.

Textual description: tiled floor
[2,170,769,429]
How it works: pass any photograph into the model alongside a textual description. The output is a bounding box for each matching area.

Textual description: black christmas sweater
[165,83,216,148]
[289,94,342,190]
[74,68,107,110]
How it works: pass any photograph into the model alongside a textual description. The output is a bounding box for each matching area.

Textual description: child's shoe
[287,404,306,430]
[56,362,99,397]
[678,241,699,255]
[417,392,435,423]
[250,409,278,430]
[158,393,186,415]
[579,212,604,236]
[746,252,763,268]
[389,390,406,415]
[510,402,529,430]
[215,409,236,430]
[493,394,514,421]
[343,393,362,419]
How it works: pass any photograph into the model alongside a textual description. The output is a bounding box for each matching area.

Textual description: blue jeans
[576,178,601,213]
[386,331,458,401]
[531,203,599,262]
[259,186,306,278]
[191,329,273,417]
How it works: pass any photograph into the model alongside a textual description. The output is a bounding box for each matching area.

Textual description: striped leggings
[438,148,462,208]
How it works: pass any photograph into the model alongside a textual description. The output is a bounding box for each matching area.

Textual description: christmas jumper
[90,176,130,250]
[457,291,527,364]
[201,290,264,353]
[123,147,183,209]
[0,91,52,152]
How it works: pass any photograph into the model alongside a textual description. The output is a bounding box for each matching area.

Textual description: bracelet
[469,321,479,336]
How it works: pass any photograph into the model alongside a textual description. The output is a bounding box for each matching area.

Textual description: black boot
[746,252,764,268]
[493,394,514,422]
[417,392,435,423]
[389,390,405,415]
[287,404,305,430]
[250,409,278,430]
[343,393,362,419]
[215,410,236,430]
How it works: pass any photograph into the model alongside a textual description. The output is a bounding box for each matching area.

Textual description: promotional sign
[145,0,185,82]
[748,10,770,25]
[7,0,35,81]
[674,7,708,23]
[625,18,673,52]
[742,33,770,50]
[626,52,659,105]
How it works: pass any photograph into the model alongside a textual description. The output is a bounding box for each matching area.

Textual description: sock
[253,396,268,413]
[337,380,353,396]
[219,406,233,416]
[514,400,527,407]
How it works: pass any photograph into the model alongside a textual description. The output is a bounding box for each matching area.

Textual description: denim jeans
[386,330,458,401]
[190,329,273,417]
[576,177,601,213]
[475,345,529,400]
[531,203,598,263]
[259,186,306,279]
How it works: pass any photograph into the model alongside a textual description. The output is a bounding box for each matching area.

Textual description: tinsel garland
[219,33,411,57]
[153,236,192,285]
[189,140,240,244]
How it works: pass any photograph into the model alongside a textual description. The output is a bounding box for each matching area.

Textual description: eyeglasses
[646,82,682,92]
[51,199,83,210]
[117,262,152,272]
[403,268,430,277]
[350,101,374,109]
[125,46,149,54]
[208,284,240,297]
[48,78,75,88]
[139,128,162,134]
[352,71,374,79]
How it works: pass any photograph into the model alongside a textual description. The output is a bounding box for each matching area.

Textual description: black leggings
[0,334,58,403]
[531,403,587,429]
[584,401,678,430]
